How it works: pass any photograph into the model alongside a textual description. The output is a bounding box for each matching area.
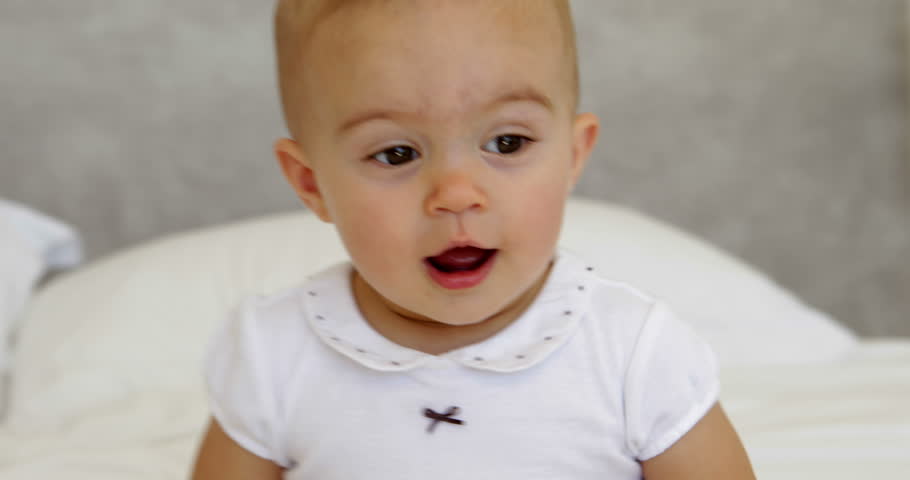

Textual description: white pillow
[0,200,83,419]
[0,219,42,383]
[6,197,855,428]
[559,198,856,367]
[0,201,83,271]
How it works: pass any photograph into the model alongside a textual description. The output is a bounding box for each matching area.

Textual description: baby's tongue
[429,246,489,272]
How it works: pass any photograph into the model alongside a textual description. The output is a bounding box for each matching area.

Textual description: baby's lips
[427,238,494,258]
[424,248,498,290]
[429,246,491,270]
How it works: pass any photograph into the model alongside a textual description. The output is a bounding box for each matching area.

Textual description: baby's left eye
[482,135,532,155]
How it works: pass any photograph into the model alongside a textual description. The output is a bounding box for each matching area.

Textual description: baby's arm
[640,402,755,479]
[192,417,284,480]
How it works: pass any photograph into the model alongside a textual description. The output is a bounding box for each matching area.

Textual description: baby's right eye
[369,146,419,166]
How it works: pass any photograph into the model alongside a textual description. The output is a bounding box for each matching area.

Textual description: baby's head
[273,0,599,327]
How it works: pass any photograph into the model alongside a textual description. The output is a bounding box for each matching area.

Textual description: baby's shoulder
[574,272,695,354]
[573,270,715,374]
[582,274,659,327]
[251,283,311,315]
[214,284,321,366]
[587,274,657,310]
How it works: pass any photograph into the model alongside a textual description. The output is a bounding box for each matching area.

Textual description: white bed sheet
[0,339,906,479]
[722,339,910,478]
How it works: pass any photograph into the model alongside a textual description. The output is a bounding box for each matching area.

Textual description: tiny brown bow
[423,406,464,433]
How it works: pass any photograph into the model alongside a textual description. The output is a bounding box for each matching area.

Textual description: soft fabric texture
[0,199,82,417]
[1,340,906,479]
[206,252,720,477]
[6,197,855,429]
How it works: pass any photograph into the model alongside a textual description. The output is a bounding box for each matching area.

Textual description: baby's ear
[274,138,333,222]
[569,112,600,190]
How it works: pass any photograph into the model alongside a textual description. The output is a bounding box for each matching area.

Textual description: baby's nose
[424,169,488,216]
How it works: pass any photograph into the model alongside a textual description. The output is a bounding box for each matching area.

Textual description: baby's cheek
[340,198,413,265]
[341,207,393,252]
[518,179,568,234]
[496,190,565,291]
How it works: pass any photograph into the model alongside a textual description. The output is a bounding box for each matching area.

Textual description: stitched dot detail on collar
[303,254,590,373]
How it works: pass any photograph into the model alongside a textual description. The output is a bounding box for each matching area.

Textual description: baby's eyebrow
[337,86,554,135]
[338,109,402,135]
[485,87,554,113]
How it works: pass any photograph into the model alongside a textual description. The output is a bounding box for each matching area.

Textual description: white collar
[299,250,598,373]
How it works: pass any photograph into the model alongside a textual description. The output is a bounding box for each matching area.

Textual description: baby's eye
[482,135,532,155]
[370,145,419,166]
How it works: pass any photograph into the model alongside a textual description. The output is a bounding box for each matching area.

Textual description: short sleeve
[204,298,290,467]
[623,301,720,461]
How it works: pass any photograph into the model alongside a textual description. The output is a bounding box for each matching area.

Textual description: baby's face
[278,0,598,327]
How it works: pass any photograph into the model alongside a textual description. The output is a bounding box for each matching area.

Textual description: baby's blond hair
[274,0,579,139]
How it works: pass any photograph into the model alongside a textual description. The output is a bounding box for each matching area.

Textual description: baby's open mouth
[424,246,498,290]
[427,246,497,273]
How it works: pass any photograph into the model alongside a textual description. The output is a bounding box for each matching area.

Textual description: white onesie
[205,251,719,478]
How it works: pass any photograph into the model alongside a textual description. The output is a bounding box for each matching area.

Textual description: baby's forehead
[275,0,577,138]
[277,0,571,45]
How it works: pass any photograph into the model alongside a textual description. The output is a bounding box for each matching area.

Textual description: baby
[192,0,756,478]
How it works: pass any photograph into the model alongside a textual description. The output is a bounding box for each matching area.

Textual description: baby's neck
[350,264,551,356]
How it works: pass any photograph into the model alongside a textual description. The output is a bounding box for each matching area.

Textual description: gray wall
[1,1,908,336]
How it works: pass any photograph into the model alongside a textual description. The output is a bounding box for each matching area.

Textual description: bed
[0,198,906,478]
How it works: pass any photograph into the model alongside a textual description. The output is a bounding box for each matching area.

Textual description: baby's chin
[383,297,501,327]
[415,310,501,328]
[396,289,528,328]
